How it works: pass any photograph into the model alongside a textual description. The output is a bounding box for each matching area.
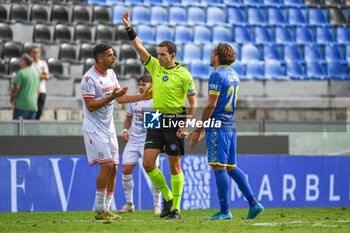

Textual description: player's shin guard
[214,169,230,214]
[96,189,107,213]
[122,174,134,203]
[151,182,161,206]
[147,168,173,201]
[171,172,184,211]
[228,167,257,207]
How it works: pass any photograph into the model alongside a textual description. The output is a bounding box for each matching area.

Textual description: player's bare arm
[189,94,219,148]
[122,11,150,63]
[177,94,197,138]
[116,85,152,103]
[84,87,128,112]
[40,72,50,80]
[122,115,132,142]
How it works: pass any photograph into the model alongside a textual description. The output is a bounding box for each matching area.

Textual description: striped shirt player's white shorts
[122,143,159,166]
[83,131,119,166]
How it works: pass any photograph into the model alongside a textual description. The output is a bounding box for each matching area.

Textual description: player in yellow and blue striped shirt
[190,43,263,220]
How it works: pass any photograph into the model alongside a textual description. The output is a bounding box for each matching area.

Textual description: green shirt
[13,67,40,112]
[144,56,196,114]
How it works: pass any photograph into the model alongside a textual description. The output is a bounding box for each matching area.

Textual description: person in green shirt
[10,54,40,120]
[122,11,198,220]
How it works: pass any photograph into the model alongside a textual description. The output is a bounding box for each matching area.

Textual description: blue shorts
[205,128,237,168]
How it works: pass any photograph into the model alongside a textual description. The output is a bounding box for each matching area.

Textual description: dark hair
[216,43,235,66]
[31,45,40,51]
[137,74,152,84]
[93,44,112,62]
[158,41,177,56]
[21,53,33,66]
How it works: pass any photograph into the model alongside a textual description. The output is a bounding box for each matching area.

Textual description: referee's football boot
[246,202,264,219]
[95,209,122,220]
[204,211,232,220]
[119,202,135,213]
[160,198,173,218]
[166,209,181,220]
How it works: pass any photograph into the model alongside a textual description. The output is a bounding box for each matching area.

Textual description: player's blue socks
[228,167,257,207]
[214,169,230,214]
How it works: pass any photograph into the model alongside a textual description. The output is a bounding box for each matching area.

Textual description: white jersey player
[119,75,161,215]
[81,44,152,221]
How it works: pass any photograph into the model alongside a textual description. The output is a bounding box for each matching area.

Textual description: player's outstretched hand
[122,131,129,142]
[113,87,128,98]
[177,127,188,139]
[143,85,153,100]
[122,11,131,28]
[189,129,205,148]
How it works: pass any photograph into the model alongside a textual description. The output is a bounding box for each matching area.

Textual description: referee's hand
[122,11,131,28]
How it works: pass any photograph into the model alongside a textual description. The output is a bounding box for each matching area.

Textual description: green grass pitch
[0,208,349,233]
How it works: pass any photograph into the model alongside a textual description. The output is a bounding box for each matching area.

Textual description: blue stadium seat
[316,27,335,44]
[246,61,265,80]
[169,7,186,25]
[183,43,201,64]
[241,43,260,63]
[144,0,164,5]
[254,26,273,44]
[174,25,192,44]
[131,6,150,24]
[288,8,308,26]
[187,7,206,25]
[124,0,143,5]
[284,45,303,61]
[336,27,350,45]
[284,0,306,7]
[268,8,286,26]
[182,0,201,6]
[231,59,245,77]
[248,7,267,25]
[201,0,223,6]
[346,46,350,63]
[212,26,232,43]
[137,25,155,44]
[227,7,247,26]
[244,0,262,6]
[105,0,124,5]
[325,45,345,62]
[229,43,240,60]
[155,25,173,43]
[207,7,226,26]
[304,45,324,62]
[163,0,182,5]
[306,61,329,80]
[223,0,243,7]
[275,27,294,44]
[308,8,331,26]
[193,25,212,44]
[190,60,209,80]
[112,5,128,24]
[263,45,282,61]
[202,43,215,63]
[327,61,350,80]
[234,26,252,44]
[150,6,167,25]
[264,0,283,6]
[286,61,307,80]
[265,60,287,80]
[295,27,314,44]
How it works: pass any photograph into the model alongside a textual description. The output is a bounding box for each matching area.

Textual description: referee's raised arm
[122,11,150,63]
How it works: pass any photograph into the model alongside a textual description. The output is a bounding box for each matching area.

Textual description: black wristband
[126,27,137,41]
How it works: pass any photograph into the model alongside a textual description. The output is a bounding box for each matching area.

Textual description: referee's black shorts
[144,112,186,156]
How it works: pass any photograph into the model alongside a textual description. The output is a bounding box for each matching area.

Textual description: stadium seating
[30,5,49,23]
[33,24,52,43]
[137,24,155,44]
[95,24,115,42]
[248,7,267,25]
[168,7,187,25]
[263,45,282,61]
[241,43,260,63]
[59,43,78,63]
[268,8,286,26]
[328,8,347,27]
[284,45,303,62]
[0,5,7,21]
[212,26,231,44]
[306,60,328,80]
[51,5,70,23]
[10,4,28,22]
[336,27,350,44]
[231,59,245,77]
[72,5,91,23]
[202,43,215,63]
[119,44,138,60]
[150,6,167,25]
[304,45,324,62]
[112,5,128,24]
[286,61,306,80]
[79,43,95,60]
[2,41,21,60]
[295,27,314,44]
[124,58,142,79]
[206,7,226,26]
[189,60,209,80]
[183,43,201,64]
[93,6,111,23]
[246,60,265,80]
[327,61,350,80]
[308,8,331,26]
[193,25,211,44]
[75,24,93,42]
[155,25,172,43]
[131,6,150,24]
[325,44,345,62]
[316,27,335,44]
[174,25,192,44]
[288,8,308,26]
[265,60,287,80]
[54,24,72,42]
[187,7,206,25]
[227,7,246,26]
[234,26,252,44]
[254,26,273,44]
[0,23,12,41]
[275,27,294,44]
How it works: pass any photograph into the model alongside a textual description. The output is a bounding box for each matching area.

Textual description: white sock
[151,182,161,206]
[96,189,106,213]
[105,192,113,210]
[122,174,134,204]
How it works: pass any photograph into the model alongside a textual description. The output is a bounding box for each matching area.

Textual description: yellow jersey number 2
[225,85,239,111]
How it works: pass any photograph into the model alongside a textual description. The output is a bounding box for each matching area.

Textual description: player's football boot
[160,199,173,218]
[95,209,122,220]
[246,202,264,219]
[118,203,135,213]
[154,205,161,215]
[204,211,232,220]
[166,209,181,220]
